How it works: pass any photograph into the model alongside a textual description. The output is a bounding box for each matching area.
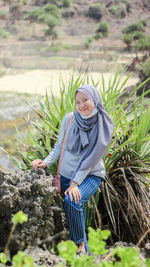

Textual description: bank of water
[0,69,139,170]
[0,90,42,170]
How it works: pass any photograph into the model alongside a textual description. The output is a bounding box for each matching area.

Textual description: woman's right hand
[30,159,47,171]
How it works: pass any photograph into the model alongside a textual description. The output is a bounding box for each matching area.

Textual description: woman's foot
[77,242,86,254]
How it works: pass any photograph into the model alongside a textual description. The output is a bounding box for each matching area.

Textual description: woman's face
[75,92,95,116]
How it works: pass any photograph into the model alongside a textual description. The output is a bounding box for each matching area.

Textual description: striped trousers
[60,174,102,252]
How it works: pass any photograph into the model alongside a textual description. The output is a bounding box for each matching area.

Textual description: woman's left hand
[64,182,81,203]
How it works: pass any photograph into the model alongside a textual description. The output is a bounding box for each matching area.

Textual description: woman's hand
[30,159,47,171]
[64,182,81,203]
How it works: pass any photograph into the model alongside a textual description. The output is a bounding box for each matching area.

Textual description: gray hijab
[65,84,114,178]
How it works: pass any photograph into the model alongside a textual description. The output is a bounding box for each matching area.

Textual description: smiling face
[75,92,95,116]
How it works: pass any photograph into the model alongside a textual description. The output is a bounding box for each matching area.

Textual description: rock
[25,247,65,266]
[62,8,75,18]
[144,242,150,258]
[0,167,66,254]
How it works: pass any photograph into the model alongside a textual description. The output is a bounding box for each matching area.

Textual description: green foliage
[57,241,77,265]
[123,33,133,45]
[88,227,111,255]
[55,227,144,267]
[122,20,146,34]
[93,32,100,40]
[122,19,148,50]
[0,28,9,38]
[63,43,72,49]
[0,253,8,264]
[46,42,63,52]
[95,21,109,37]
[12,211,28,224]
[109,5,125,19]
[44,4,61,18]
[25,9,43,21]
[112,246,143,267]
[84,37,93,49]
[146,258,150,267]
[44,14,59,28]
[48,0,58,4]
[46,42,72,52]
[25,4,61,38]
[21,0,28,5]
[11,251,45,267]
[135,35,150,51]
[138,18,147,27]
[62,0,71,8]
[138,57,150,80]
[0,10,8,19]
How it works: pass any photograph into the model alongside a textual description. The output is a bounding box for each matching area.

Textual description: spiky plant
[1,68,150,246]
[97,74,150,246]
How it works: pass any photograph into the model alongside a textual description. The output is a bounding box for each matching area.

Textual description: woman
[31,84,114,254]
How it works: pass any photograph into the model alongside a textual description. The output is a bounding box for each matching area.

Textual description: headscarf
[65,84,114,178]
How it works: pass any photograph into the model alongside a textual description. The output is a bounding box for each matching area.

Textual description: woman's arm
[31,114,70,170]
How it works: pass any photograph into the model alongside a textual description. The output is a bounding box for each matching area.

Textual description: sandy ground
[0,69,139,96]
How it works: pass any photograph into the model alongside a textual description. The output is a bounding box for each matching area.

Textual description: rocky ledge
[0,167,67,265]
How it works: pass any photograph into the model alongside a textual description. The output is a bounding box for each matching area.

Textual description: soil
[0,0,150,74]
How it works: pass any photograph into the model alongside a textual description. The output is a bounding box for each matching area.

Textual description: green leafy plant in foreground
[55,227,147,267]
[0,211,46,267]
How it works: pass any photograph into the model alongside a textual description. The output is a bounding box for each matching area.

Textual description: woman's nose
[80,102,85,108]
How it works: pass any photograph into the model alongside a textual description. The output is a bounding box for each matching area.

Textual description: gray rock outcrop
[0,167,66,254]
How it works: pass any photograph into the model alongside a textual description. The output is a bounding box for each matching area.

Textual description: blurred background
[0,0,150,169]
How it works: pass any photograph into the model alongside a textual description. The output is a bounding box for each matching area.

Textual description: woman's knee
[64,194,72,207]
[64,194,84,211]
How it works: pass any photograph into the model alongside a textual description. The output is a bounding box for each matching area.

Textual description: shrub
[0,10,8,19]
[122,21,145,34]
[123,33,133,47]
[88,5,103,20]
[84,40,90,49]
[138,57,150,80]
[0,28,9,38]
[135,35,150,51]
[95,21,109,37]
[21,0,28,4]
[138,18,147,27]
[49,0,58,4]
[84,37,94,49]
[62,0,71,8]
[132,31,145,40]
[109,5,126,19]
[63,43,72,49]
[44,3,61,18]
[93,32,100,40]
[25,9,43,21]
[124,0,132,12]
[46,42,63,52]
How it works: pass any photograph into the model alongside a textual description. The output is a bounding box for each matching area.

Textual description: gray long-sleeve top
[43,113,106,185]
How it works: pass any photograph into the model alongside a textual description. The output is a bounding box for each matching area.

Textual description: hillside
[0,0,150,73]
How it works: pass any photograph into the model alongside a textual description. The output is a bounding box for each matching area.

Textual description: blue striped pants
[60,174,102,252]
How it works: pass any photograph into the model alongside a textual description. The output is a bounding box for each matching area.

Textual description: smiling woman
[75,92,95,117]
[31,84,114,254]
